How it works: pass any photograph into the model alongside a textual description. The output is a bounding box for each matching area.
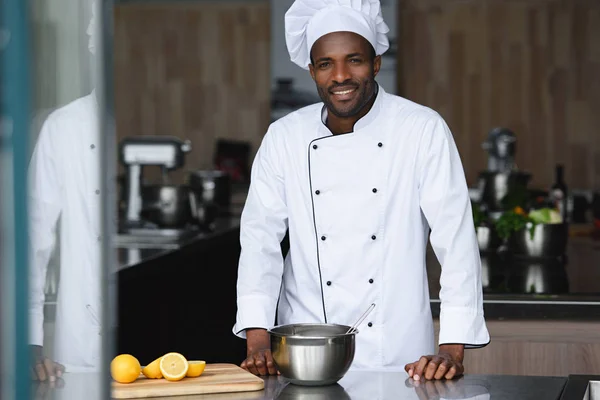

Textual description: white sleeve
[417,115,490,348]
[233,127,288,338]
[28,119,62,346]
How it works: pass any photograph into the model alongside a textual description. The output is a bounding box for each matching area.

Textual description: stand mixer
[478,128,531,212]
[482,127,517,173]
[119,136,194,240]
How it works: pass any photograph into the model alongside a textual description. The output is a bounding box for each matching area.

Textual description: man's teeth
[333,89,355,95]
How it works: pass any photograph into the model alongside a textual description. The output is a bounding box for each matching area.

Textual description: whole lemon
[111,354,141,384]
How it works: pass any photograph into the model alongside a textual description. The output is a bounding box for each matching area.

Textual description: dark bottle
[550,164,568,223]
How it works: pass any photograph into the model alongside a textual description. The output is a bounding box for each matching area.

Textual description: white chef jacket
[233,85,490,369]
[28,91,102,372]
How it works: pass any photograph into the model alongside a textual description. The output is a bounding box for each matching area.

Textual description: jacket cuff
[438,306,490,349]
[232,295,278,339]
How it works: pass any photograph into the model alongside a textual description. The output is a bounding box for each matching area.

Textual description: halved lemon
[186,361,206,378]
[141,357,163,379]
[159,352,189,382]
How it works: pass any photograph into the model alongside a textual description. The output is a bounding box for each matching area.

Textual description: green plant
[494,210,537,241]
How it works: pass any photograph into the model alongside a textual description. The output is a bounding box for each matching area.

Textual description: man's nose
[332,62,352,84]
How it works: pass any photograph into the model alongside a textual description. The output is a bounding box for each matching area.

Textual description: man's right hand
[240,329,278,376]
[30,345,65,382]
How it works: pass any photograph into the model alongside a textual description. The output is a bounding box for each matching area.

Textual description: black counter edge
[430,301,600,320]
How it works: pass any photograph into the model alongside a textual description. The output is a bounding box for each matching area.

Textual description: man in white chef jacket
[28,4,102,381]
[233,0,490,381]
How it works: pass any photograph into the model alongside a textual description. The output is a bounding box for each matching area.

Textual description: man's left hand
[404,344,465,381]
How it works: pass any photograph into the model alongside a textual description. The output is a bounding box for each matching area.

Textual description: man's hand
[240,329,278,376]
[30,345,65,382]
[404,344,464,381]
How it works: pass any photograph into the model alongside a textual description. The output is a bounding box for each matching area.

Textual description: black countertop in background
[113,212,600,321]
[115,216,241,271]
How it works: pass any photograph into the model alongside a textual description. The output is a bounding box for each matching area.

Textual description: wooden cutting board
[112,363,264,399]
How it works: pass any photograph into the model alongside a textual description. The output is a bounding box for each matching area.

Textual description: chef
[28,2,102,380]
[233,0,490,381]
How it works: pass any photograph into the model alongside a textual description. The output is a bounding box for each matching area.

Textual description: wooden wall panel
[434,320,600,376]
[114,1,270,183]
[399,0,600,190]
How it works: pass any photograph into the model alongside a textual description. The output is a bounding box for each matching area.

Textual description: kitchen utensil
[188,189,219,228]
[111,363,264,399]
[189,170,232,214]
[476,226,502,253]
[346,303,376,334]
[269,323,356,386]
[140,184,194,228]
[478,171,531,211]
[508,222,568,258]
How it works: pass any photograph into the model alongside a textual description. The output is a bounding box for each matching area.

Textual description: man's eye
[350,59,361,63]
[319,62,330,68]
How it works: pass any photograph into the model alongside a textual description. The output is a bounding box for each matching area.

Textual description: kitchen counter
[31,370,600,400]
[428,235,600,320]
[115,216,242,271]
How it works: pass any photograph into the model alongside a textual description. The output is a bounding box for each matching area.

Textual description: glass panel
[2,0,114,398]
[1,1,34,398]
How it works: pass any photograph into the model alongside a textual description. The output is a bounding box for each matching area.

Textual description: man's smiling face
[309,31,381,118]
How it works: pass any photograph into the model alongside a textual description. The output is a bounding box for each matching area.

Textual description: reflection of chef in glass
[234,0,489,382]
[28,2,101,381]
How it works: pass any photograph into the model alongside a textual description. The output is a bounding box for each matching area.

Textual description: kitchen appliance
[111,363,264,399]
[478,170,532,212]
[119,136,195,240]
[482,127,517,173]
[478,128,531,212]
[269,323,356,386]
[188,170,232,216]
[139,184,193,228]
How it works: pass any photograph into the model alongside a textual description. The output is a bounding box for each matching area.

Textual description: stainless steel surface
[476,226,501,253]
[114,227,196,246]
[275,382,351,399]
[30,371,579,400]
[583,381,600,400]
[189,169,232,213]
[509,222,568,258]
[268,323,356,386]
[140,184,194,228]
[120,135,191,226]
[482,127,517,173]
[478,170,531,211]
[346,303,375,334]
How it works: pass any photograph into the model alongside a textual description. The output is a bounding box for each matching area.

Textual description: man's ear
[373,55,382,77]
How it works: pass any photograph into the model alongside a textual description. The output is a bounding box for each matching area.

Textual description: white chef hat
[285,0,390,70]
[87,1,97,55]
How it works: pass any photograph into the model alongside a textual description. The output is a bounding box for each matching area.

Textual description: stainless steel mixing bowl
[268,323,356,386]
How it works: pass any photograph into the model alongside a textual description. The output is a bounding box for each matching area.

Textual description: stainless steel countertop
[31,370,573,400]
